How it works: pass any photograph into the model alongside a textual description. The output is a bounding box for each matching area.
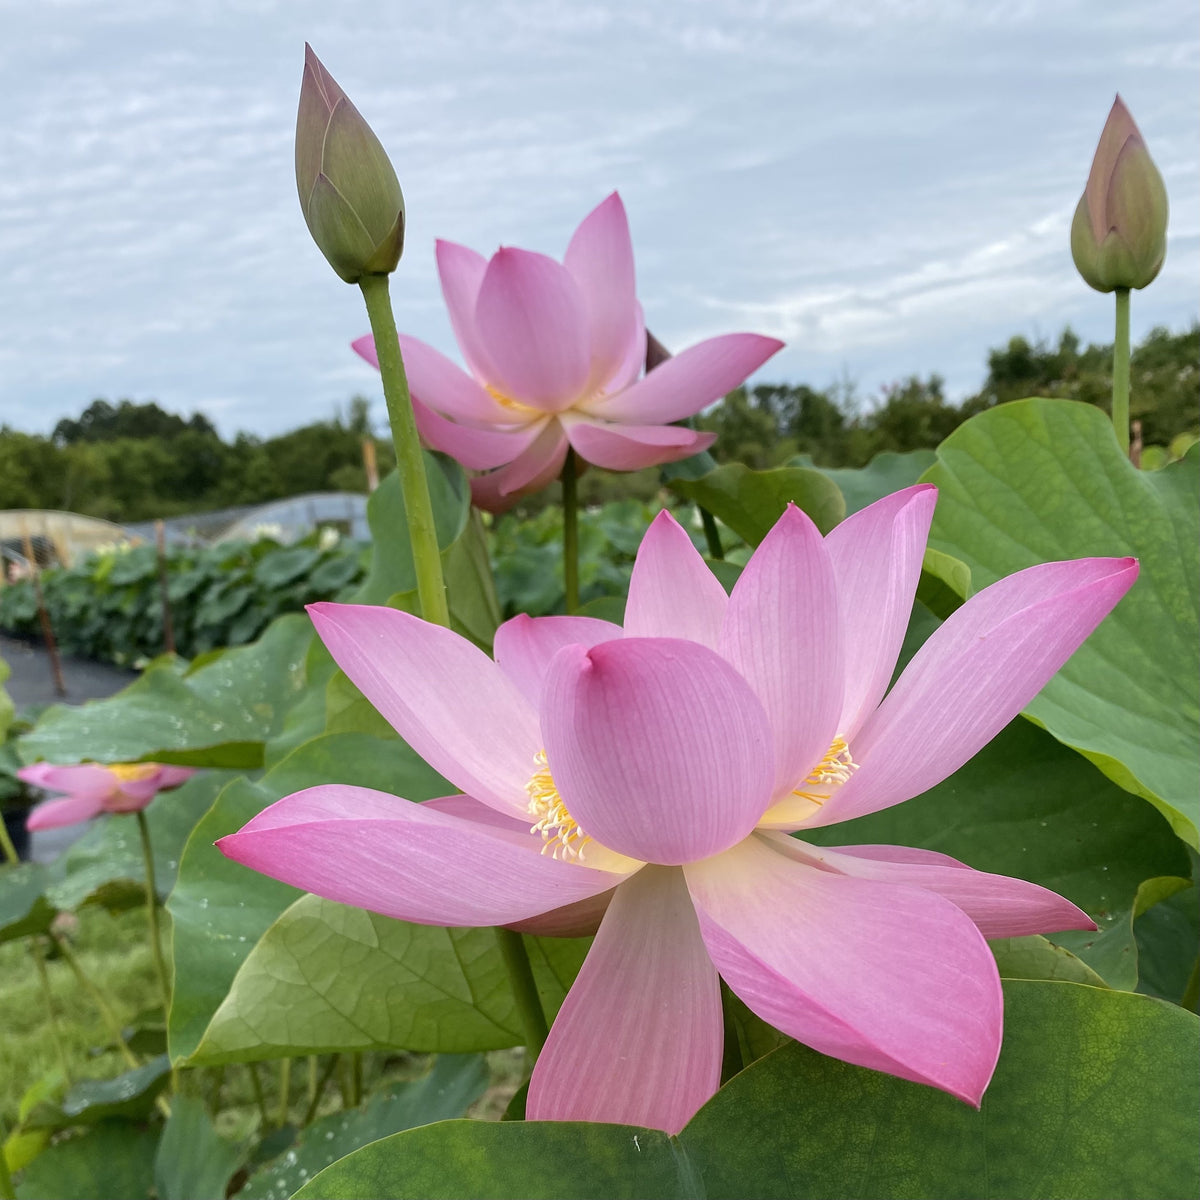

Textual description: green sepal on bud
[296,44,405,283]
[1070,95,1168,293]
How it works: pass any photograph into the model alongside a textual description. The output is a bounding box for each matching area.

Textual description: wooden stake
[155,520,176,656]
[362,437,379,493]
[20,519,66,698]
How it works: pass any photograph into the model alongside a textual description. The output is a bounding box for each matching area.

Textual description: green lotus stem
[361,270,550,1066]
[1113,286,1131,454]
[247,1061,269,1128]
[52,933,172,1118]
[277,1057,292,1128]
[1181,954,1199,1014]
[0,816,19,865]
[208,1066,225,1116]
[700,507,724,560]
[718,981,747,1083]
[53,933,140,1071]
[135,812,172,1026]
[359,273,450,627]
[561,450,580,614]
[494,927,549,1067]
[32,937,72,1085]
[0,1117,15,1200]
[302,1055,340,1124]
[350,1052,363,1108]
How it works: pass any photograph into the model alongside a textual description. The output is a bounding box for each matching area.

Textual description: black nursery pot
[2,808,31,860]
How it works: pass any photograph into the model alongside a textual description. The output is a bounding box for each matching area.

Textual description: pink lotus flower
[352,192,784,511]
[218,486,1136,1132]
[19,763,197,831]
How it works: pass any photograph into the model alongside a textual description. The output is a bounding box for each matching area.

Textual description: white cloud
[0,0,1195,436]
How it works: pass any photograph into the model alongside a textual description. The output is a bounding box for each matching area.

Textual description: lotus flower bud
[295,44,405,283]
[1070,95,1168,292]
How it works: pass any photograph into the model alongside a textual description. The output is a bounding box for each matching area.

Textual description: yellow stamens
[791,737,857,807]
[107,763,159,782]
[486,385,542,419]
[526,750,592,863]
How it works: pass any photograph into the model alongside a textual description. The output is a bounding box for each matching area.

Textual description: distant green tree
[4,323,1193,523]
[52,398,216,445]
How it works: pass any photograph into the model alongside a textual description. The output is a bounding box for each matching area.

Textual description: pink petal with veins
[527,865,721,1132]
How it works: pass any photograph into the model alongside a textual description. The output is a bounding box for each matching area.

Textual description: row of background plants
[0,498,674,670]
[0,534,368,668]
[0,324,1195,523]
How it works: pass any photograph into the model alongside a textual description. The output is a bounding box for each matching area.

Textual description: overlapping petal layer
[543,638,773,864]
[218,785,631,927]
[308,602,538,817]
[685,834,1002,1105]
[810,556,1140,827]
[527,865,720,1133]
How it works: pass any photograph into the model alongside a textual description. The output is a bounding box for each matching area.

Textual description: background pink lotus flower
[19,762,196,831]
[218,486,1136,1133]
[352,192,784,510]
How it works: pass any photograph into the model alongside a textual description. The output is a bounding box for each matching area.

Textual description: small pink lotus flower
[352,193,784,511]
[19,763,196,831]
[218,487,1137,1132]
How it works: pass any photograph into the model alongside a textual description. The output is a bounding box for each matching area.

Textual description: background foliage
[0,534,366,666]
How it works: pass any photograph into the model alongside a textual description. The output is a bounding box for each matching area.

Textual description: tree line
[0,324,1194,524]
[697,324,1198,470]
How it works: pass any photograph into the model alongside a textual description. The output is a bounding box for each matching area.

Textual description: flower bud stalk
[1113,287,1131,456]
[358,274,450,628]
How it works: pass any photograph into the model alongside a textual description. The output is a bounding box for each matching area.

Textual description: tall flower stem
[32,938,72,1085]
[358,273,450,628]
[362,274,548,1065]
[247,1061,269,1128]
[302,1055,340,1124]
[494,926,549,1067]
[561,450,580,614]
[700,510,724,560]
[276,1057,292,1129]
[52,933,172,1118]
[1182,954,1199,1014]
[1112,286,1131,455]
[53,934,139,1071]
[136,811,172,1024]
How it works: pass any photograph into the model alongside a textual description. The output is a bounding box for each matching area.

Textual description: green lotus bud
[295,44,405,283]
[1070,95,1168,292]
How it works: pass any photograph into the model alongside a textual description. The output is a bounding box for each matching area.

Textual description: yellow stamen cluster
[791,737,857,807]
[486,386,541,419]
[526,750,592,863]
[107,763,160,782]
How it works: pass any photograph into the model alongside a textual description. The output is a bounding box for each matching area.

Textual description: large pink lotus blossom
[218,486,1137,1132]
[19,763,196,831]
[352,192,783,511]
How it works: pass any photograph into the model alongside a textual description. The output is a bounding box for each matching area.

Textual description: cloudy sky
[2,0,1196,438]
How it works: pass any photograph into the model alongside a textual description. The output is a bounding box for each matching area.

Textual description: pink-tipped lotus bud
[295,44,405,283]
[1070,95,1168,292]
